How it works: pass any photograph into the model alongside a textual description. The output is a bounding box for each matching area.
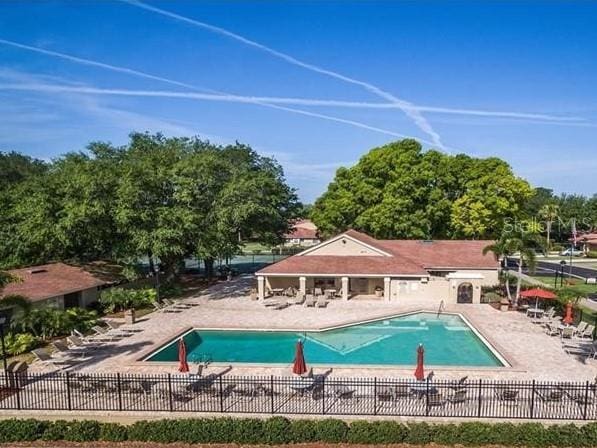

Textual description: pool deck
[35,275,597,381]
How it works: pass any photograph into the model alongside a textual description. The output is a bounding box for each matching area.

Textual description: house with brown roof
[256,229,499,304]
[283,219,321,247]
[0,262,114,309]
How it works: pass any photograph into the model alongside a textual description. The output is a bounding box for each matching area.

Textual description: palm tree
[539,203,559,251]
[483,240,514,302]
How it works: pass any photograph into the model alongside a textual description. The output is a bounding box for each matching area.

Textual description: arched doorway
[457,283,473,304]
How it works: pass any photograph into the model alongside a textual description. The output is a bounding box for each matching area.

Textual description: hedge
[0,417,596,446]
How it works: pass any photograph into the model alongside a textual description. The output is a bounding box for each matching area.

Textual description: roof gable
[300,230,392,257]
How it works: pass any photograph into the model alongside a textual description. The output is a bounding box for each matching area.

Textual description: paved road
[505,258,597,280]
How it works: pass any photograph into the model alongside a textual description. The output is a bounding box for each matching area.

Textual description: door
[63,291,81,308]
[457,283,473,304]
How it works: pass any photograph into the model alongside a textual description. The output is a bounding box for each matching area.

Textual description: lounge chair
[563,340,597,359]
[536,387,565,403]
[305,295,316,307]
[561,327,575,339]
[448,388,467,405]
[163,298,192,309]
[104,320,140,333]
[573,321,588,337]
[579,324,595,339]
[292,294,306,305]
[316,297,328,308]
[332,384,357,400]
[272,300,290,310]
[91,325,129,339]
[51,340,90,358]
[67,335,104,350]
[376,386,396,404]
[32,348,74,368]
[152,301,181,313]
[545,323,560,336]
[495,387,519,404]
[450,376,468,390]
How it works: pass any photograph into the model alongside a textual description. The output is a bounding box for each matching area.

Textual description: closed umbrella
[292,340,307,375]
[178,338,189,373]
[563,302,574,325]
[519,288,557,310]
[414,344,425,381]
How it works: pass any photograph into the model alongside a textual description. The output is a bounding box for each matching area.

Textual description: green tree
[538,203,559,250]
[312,139,532,239]
[483,240,514,302]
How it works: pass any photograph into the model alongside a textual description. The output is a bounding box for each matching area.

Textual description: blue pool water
[146,312,504,367]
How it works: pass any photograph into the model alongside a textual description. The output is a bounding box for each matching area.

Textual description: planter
[499,299,510,312]
[124,308,136,325]
[374,289,383,298]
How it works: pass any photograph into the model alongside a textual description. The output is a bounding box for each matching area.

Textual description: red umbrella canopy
[519,288,557,299]
[292,340,307,375]
[414,344,425,381]
[178,338,190,373]
[563,302,574,325]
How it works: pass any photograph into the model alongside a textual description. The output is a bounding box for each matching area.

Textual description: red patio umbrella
[178,338,189,373]
[519,288,557,310]
[414,344,425,381]
[563,302,574,325]
[292,340,307,375]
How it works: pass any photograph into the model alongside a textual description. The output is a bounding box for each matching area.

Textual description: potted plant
[374,286,383,298]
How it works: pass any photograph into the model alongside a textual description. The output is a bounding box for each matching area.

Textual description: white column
[299,276,306,297]
[257,276,265,300]
[341,276,349,301]
[384,277,391,302]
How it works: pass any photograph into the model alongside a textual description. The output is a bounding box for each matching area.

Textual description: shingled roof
[1,262,112,303]
[258,230,497,276]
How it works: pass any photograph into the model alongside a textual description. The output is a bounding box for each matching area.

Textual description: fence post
[321,376,326,414]
[373,377,377,416]
[167,374,173,412]
[477,379,483,417]
[270,375,275,414]
[117,373,122,411]
[530,380,536,419]
[425,378,430,416]
[583,381,590,420]
[65,372,71,411]
[219,376,224,413]
[14,374,22,411]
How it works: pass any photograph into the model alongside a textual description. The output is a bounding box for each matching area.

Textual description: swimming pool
[145,312,506,367]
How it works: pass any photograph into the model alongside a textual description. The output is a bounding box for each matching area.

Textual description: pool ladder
[437,300,445,317]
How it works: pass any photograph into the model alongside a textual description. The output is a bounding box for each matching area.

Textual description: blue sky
[0,0,596,202]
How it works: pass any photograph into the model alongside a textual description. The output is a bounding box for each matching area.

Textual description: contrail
[122,0,446,149]
[0,38,581,124]
[0,39,413,139]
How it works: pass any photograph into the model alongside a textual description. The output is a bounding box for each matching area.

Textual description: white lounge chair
[67,335,104,350]
[305,295,316,307]
[51,340,89,358]
[579,324,595,339]
[573,321,588,337]
[316,297,328,308]
[152,301,181,313]
[32,348,74,369]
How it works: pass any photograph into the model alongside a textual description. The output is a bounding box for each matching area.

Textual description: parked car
[559,248,584,257]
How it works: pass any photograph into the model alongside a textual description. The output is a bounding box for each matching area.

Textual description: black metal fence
[1,372,596,420]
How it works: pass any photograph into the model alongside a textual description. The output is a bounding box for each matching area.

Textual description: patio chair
[450,376,468,390]
[51,340,89,358]
[314,287,323,296]
[31,348,74,369]
[579,324,595,339]
[536,387,565,403]
[67,335,104,350]
[545,322,560,336]
[561,327,575,339]
[427,392,447,407]
[163,298,191,309]
[104,319,140,333]
[573,321,588,337]
[305,295,316,307]
[316,297,329,308]
[152,301,181,313]
[395,383,413,398]
[91,325,128,340]
[495,387,519,404]
[448,388,468,405]
[332,384,357,401]
[376,386,396,404]
[292,293,306,305]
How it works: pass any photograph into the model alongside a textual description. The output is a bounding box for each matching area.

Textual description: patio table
[288,377,315,396]
[324,289,337,299]
[526,307,544,318]
[271,288,284,296]
[410,381,438,399]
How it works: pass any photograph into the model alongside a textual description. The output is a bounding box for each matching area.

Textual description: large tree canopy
[311,139,533,239]
[0,133,300,275]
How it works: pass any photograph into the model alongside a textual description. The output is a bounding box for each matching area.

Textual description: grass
[241,242,274,253]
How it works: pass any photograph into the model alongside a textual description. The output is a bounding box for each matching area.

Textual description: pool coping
[136,309,516,371]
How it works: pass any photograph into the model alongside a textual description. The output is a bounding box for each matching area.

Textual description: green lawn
[241,242,274,253]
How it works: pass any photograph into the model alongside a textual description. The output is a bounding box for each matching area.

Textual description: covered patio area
[256,274,391,301]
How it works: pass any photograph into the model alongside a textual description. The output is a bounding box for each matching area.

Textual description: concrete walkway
[32,275,596,382]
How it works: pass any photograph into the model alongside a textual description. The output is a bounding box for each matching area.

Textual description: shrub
[0,417,596,446]
[2,332,39,355]
[99,287,157,313]
[586,250,597,258]
[99,422,128,442]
